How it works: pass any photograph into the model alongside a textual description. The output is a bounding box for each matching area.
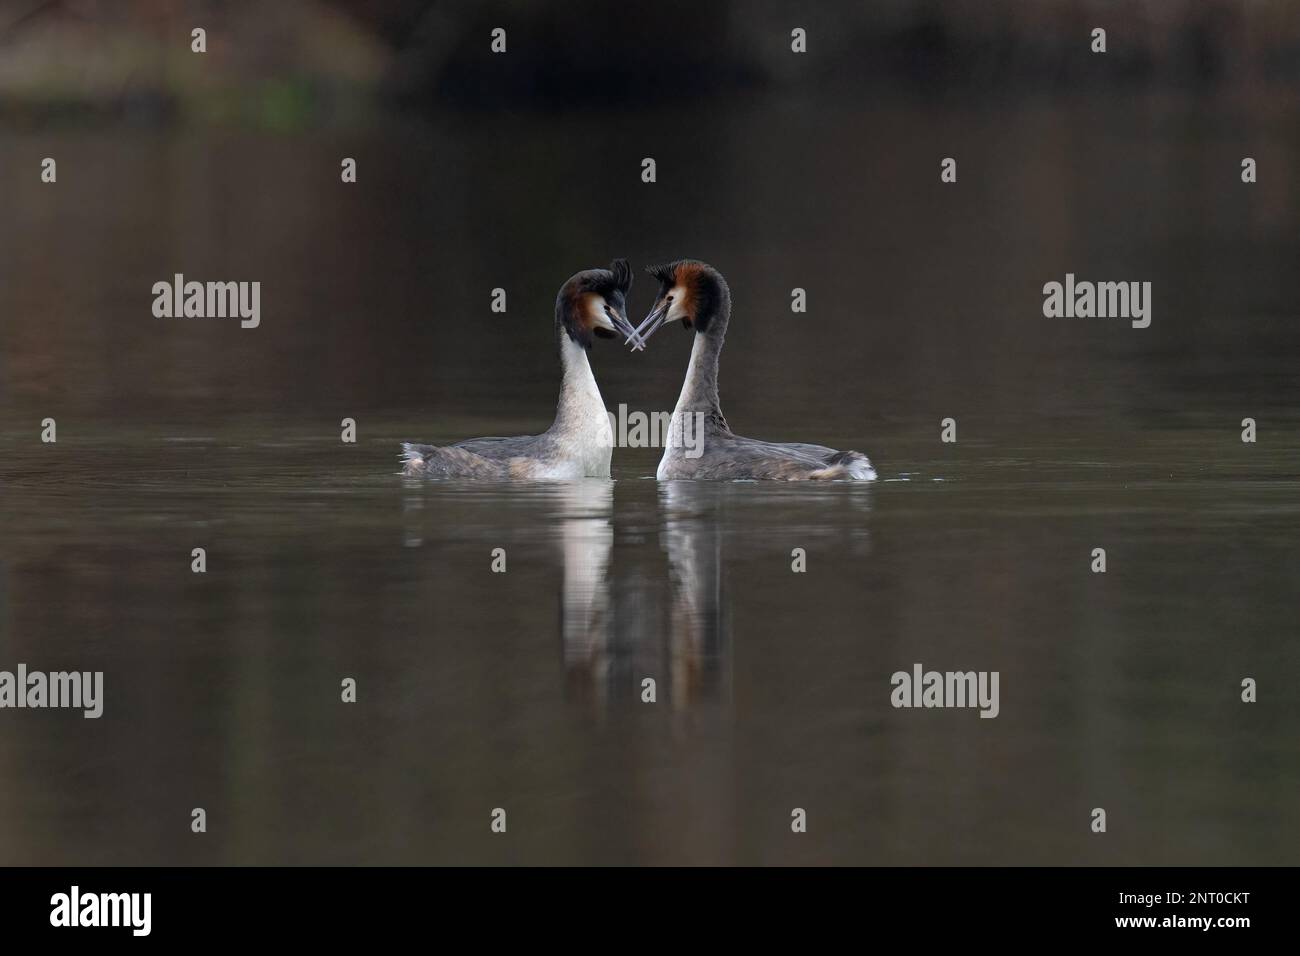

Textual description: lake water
[1,94,1298,864]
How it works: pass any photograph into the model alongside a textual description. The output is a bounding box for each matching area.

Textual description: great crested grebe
[402,260,641,479]
[631,260,876,481]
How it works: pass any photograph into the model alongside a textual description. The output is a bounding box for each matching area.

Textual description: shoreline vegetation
[2,0,1298,127]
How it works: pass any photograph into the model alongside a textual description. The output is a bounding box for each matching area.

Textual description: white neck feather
[551,336,614,474]
[673,334,711,414]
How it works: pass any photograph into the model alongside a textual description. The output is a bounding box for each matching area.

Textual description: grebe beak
[628,298,671,351]
[595,306,646,349]
[610,310,646,350]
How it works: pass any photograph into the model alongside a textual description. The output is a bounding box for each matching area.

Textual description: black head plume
[647,261,678,286]
[609,258,632,296]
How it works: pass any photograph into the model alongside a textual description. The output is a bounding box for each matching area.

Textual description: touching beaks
[613,310,646,350]
[597,306,645,350]
[628,297,672,351]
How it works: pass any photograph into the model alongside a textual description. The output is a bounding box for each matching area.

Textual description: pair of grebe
[401,259,875,481]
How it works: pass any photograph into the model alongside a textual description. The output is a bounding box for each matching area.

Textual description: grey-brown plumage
[637,260,877,481]
[401,435,556,480]
[664,434,876,481]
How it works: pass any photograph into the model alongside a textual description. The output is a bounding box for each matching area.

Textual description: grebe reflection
[552,481,729,709]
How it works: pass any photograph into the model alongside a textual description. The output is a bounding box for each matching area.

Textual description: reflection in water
[401,486,424,548]
[395,479,880,713]
[397,480,874,715]
[3,451,1299,864]
[660,482,729,710]
[547,480,733,711]
[556,481,614,706]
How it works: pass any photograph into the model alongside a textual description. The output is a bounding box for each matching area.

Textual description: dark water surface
[2,95,1299,864]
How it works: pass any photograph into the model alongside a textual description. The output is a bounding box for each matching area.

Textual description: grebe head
[555,258,641,350]
[631,259,729,348]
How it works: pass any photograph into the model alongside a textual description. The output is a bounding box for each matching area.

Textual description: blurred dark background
[3,0,1299,114]
[1,0,1298,433]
